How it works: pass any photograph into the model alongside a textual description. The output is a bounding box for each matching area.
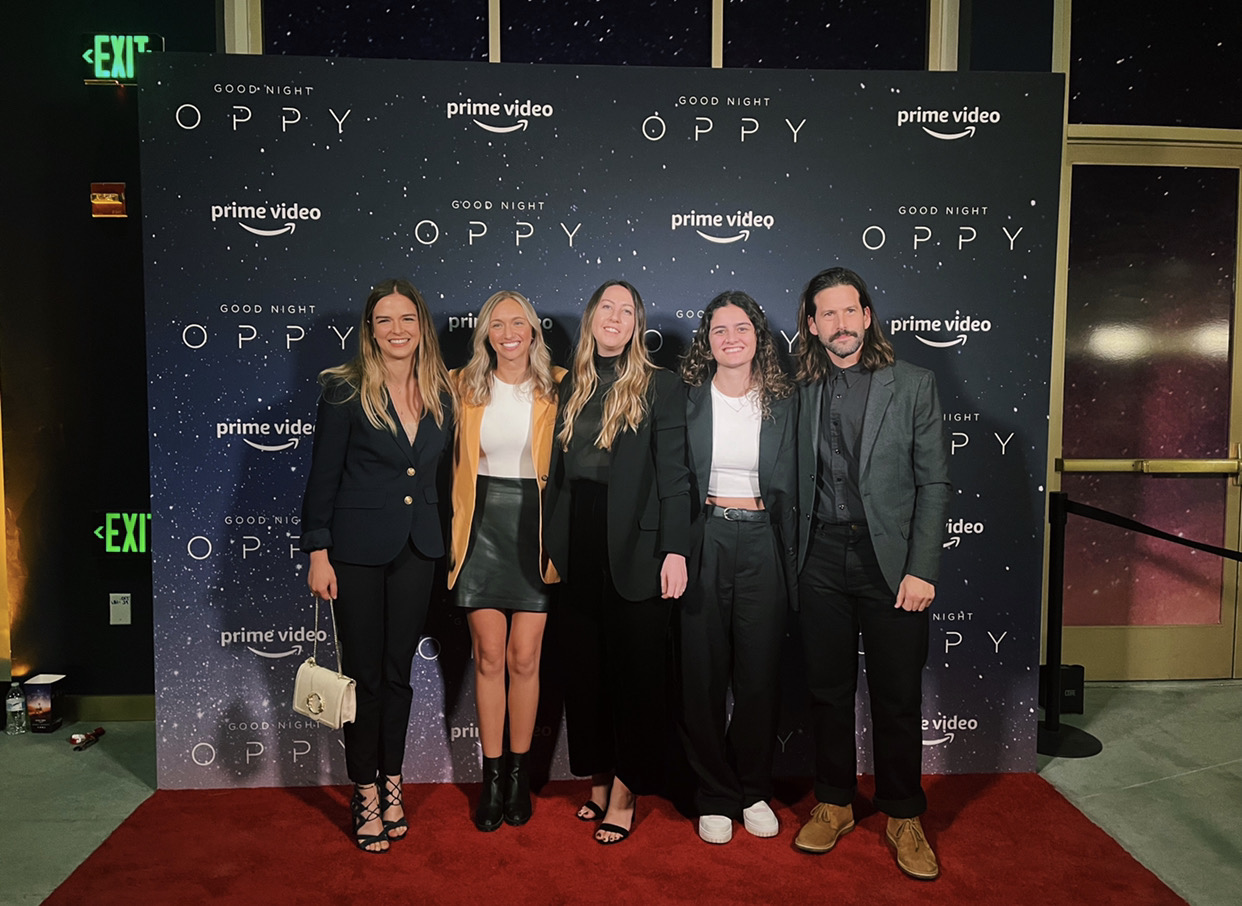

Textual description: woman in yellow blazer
[448,290,566,832]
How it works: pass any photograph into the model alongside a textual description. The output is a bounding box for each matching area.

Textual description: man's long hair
[795,267,896,383]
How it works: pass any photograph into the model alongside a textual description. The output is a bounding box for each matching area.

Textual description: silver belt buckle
[723,507,741,521]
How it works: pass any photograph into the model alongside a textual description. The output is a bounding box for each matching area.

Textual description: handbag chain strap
[312,594,346,679]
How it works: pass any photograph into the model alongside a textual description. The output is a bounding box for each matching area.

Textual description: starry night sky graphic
[140,53,1064,789]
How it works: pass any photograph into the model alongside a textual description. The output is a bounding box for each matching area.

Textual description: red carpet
[47,774,1184,905]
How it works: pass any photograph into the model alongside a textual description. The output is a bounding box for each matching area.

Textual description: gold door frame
[1047,2,1242,679]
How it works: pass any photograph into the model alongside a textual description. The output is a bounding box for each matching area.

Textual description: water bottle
[5,681,27,735]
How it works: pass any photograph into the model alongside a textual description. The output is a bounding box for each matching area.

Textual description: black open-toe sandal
[381,775,409,841]
[577,800,606,822]
[351,783,390,853]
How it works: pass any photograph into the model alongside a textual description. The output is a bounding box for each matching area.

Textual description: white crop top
[708,383,761,498]
[478,378,537,479]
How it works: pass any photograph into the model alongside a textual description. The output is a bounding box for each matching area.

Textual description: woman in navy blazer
[300,278,453,853]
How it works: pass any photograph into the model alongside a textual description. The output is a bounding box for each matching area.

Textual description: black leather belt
[704,504,770,523]
[813,520,868,534]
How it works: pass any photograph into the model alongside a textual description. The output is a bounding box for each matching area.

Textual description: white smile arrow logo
[922,125,977,141]
[239,222,297,237]
[943,536,961,549]
[248,645,304,659]
[473,119,529,134]
[242,437,301,452]
[695,229,751,244]
[916,334,968,348]
[922,732,956,746]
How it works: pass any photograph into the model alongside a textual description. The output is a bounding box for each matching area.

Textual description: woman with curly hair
[543,279,691,845]
[678,290,797,845]
[448,290,565,832]
[300,278,453,853]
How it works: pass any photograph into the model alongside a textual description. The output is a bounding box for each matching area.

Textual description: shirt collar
[828,361,867,388]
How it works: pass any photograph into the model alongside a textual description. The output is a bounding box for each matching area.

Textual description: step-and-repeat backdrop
[140,53,1063,789]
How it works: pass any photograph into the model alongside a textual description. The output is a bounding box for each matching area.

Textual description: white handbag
[292,595,356,729]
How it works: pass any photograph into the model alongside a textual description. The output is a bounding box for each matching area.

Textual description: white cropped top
[708,383,761,498]
[478,378,537,479]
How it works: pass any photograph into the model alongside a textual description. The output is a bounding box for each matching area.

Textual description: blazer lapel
[800,380,823,465]
[859,366,895,469]
[686,382,713,492]
[531,391,557,483]
[758,403,781,496]
[386,397,421,467]
[459,399,484,479]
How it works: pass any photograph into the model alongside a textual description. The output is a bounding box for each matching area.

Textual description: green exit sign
[82,34,163,83]
[94,512,154,553]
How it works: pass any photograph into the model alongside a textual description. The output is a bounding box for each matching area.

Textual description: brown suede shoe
[886,816,940,880]
[793,802,855,854]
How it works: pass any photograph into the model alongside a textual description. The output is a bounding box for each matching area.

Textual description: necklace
[711,381,755,413]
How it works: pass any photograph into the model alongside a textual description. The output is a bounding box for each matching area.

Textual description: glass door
[1051,152,1241,680]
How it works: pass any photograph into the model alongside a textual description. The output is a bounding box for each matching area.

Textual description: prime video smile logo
[210,201,323,237]
[445,97,555,133]
[889,312,992,348]
[216,417,315,452]
[670,208,776,244]
[896,105,1002,140]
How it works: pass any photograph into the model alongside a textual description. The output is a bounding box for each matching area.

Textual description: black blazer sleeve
[650,369,692,561]
[300,381,353,554]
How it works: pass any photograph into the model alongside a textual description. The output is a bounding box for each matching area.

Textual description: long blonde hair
[319,278,451,430]
[557,280,654,451]
[454,291,558,409]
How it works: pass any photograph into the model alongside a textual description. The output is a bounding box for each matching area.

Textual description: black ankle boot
[475,755,504,832]
[503,750,532,826]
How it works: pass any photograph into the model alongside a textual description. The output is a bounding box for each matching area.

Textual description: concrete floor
[1,681,1238,905]
[1036,680,1242,906]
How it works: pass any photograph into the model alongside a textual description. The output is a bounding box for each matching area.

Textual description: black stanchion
[1038,491,1103,758]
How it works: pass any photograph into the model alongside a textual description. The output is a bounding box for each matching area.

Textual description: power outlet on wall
[109,593,132,625]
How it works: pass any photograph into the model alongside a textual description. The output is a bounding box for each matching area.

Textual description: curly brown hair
[679,291,793,419]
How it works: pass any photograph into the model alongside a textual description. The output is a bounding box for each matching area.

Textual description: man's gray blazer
[795,360,952,595]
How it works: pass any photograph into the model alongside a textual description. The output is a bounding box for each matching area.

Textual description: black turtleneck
[564,353,621,483]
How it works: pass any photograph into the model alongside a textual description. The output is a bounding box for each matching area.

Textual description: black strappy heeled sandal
[351,783,390,853]
[381,774,409,841]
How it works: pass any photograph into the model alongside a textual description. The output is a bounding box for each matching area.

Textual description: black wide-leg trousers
[331,541,436,785]
[560,480,673,795]
[797,522,929,819]
[679,514,785,819]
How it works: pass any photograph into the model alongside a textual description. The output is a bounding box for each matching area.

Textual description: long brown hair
[680,290,793,418]
[319,278,451,430]
[557,280,654,451]
[795,267,896,383]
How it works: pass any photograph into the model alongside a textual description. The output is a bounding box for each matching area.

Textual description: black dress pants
[679,513,785,819]
[561,480,673,795]
[332,541,436,785]
[797,522,929,818]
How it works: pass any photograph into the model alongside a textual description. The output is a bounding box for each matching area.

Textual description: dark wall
[1,2,217,693]
[962,0,1055,72]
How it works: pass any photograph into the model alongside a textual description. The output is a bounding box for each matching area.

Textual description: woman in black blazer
[543,280,691,844]
[300,278,453,853]
[678,291,797,846]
